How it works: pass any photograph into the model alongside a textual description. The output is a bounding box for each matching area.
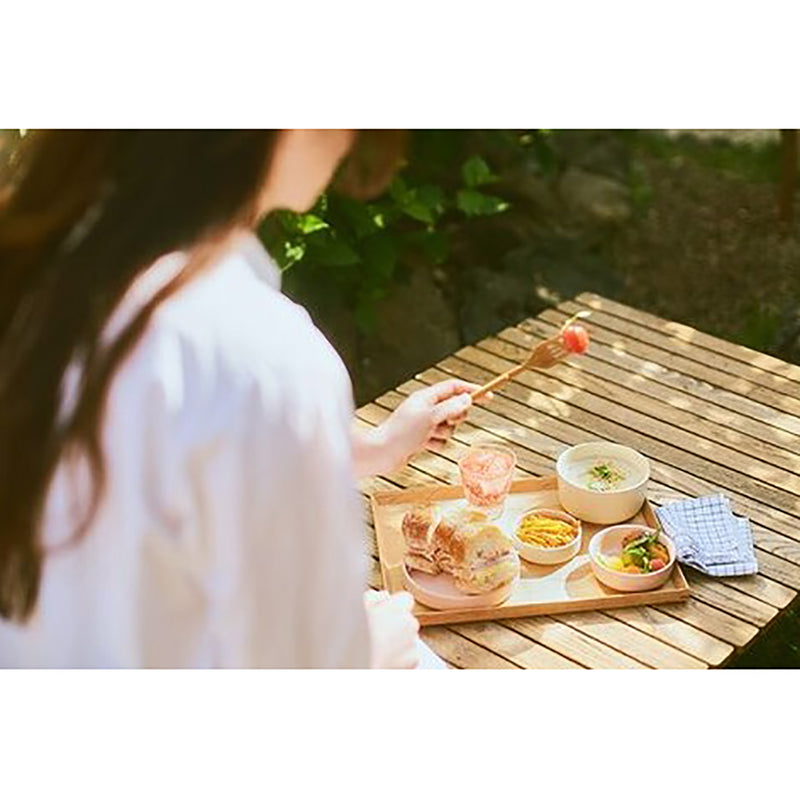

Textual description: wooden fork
[470,311,590,401]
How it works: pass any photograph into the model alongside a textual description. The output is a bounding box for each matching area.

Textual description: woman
[0,130,477,668]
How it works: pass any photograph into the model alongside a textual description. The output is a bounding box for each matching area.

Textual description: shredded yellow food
[517,515,577,547]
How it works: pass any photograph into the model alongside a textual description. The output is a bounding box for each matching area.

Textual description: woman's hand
[352,379,486,478]
[364,590,420,669]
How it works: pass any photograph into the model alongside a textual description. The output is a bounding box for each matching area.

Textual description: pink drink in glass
[458,445,516,518]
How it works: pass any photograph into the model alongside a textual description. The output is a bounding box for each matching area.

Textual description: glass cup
[458,445,517,519]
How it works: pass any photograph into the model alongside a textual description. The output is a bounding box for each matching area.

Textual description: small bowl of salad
[589,524,676,592]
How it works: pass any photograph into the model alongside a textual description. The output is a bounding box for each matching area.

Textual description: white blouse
[0,233,371,668]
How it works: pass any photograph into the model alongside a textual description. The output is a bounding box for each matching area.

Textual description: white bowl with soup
[556,442,650,524]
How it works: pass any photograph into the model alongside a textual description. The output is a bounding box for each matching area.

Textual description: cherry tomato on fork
[562,324,590,354]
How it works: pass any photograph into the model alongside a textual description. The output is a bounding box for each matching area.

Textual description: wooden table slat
[708,571,795,610]
[750,549,800,591]
[654,598,759,648]
[684,573,779,626]
[420,628,521,669]
[499,322,800,457]
[533,310,800,438]
[488,328,800,472]
[552,610,708,669]
[562,297,800,402]
[603,605,733,666]
[452,622,585,669]
[502,617,649,669]
[576,292,800,387]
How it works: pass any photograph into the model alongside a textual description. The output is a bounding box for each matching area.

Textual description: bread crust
[401,503,436,553]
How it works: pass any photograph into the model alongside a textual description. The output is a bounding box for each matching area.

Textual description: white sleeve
[175,309,371,668]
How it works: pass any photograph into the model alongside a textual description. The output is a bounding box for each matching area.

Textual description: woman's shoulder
[111,238,354,439]
[173,239,341,371]
[158,239,313,343]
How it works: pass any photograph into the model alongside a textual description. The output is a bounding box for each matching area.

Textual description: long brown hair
[0,130,282,622]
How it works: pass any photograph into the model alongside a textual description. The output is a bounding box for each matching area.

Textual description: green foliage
[461,154,498,187]
[260,138,513,333]
[455,188,509,217]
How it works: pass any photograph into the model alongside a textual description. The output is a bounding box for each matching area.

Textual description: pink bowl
[589,524,676,592]
[402,564,516,610]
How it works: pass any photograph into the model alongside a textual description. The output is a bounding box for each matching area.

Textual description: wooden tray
[371,475,690,626]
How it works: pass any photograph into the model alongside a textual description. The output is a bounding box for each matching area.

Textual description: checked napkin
[654,495,758,577]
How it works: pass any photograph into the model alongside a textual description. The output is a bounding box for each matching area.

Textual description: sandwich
[447,520,520,595]
[401,505,520,594]
[430,508,487,574]
[401,503,440,574]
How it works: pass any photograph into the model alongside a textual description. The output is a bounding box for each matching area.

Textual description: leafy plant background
[260,144,511,334]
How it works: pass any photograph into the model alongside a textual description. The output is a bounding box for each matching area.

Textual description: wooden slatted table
[357,292,800,669]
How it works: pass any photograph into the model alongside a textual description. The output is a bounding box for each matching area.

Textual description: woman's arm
[351,424,393,479]
[352,379,481,479]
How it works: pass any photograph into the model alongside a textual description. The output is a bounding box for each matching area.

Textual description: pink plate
[402,564,516,611]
